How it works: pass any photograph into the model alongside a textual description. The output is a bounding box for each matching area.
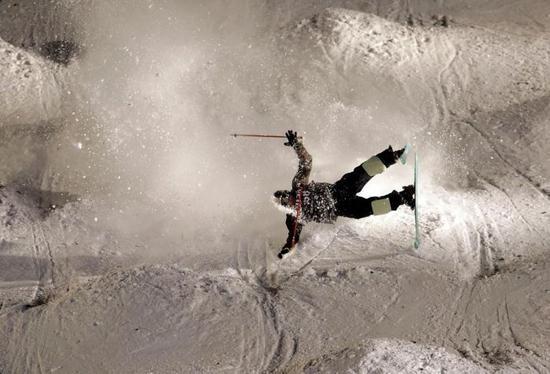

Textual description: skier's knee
[361,156,386,177]
[371,197,391,215]
[371,190,402,215]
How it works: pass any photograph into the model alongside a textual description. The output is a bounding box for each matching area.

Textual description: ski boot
[394,144,411,165]
[378,144,411,167]
[399,185,415,210]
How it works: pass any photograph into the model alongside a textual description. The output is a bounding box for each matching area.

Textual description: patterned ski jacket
[283,141,337,248]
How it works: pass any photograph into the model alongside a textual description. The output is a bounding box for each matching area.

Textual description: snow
[0,37,63,125]
[1,0,550,373]
[305,339,489,373]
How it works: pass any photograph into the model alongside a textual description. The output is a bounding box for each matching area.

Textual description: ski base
[413,153,420,249]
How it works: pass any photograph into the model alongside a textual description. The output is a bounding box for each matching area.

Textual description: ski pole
[230,133,303,139]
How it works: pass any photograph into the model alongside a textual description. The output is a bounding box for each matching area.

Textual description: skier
[274,130,415,259]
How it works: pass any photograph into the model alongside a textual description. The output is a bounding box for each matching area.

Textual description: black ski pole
[230,133,303,139]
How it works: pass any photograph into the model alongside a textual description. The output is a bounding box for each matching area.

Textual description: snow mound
[0,185,133,308]
[0,186,51,306]
[1,264,284,373]
[304,339,487,373]
[0,37,62,126]
[291,8,414,68]
[0,0,82,55]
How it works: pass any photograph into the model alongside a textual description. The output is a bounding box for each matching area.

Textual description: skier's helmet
[274,190,291,207]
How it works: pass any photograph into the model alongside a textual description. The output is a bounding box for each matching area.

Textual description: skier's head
[273,189,292,207]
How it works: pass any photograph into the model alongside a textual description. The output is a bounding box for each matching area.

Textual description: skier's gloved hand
[278,245,292,259]
[284,130,298,147]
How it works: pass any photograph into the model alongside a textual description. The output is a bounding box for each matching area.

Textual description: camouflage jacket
[290,141,337,223]
[283,141,337,248]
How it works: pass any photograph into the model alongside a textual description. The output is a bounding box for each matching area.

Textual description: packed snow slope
[1,1,550,373]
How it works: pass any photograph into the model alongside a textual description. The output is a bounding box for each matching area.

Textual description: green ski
[413,153,420,249]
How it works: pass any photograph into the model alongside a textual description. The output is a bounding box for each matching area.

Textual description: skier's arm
[284,130,312,190]
[284,214,303,248]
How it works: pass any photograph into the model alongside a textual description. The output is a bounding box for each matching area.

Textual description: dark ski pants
[333,147,403,219]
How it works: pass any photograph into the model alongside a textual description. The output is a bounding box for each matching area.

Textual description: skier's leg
[333,146,401,196]
[336,186,414,219]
